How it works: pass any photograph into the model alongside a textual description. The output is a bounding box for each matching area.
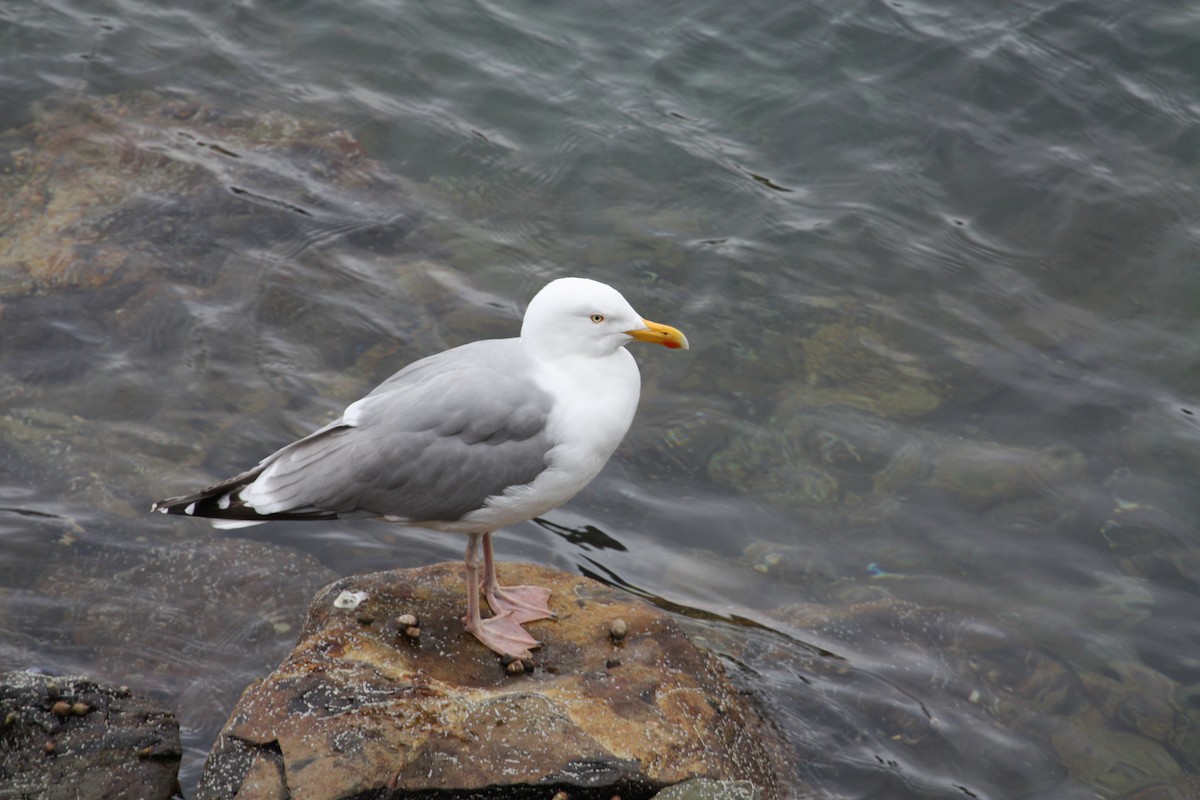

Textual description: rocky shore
[2,564,793,799]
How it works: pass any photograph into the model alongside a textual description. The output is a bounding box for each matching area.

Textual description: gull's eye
[590,313,605,323]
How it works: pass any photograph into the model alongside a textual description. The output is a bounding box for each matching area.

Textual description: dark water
[2,0,1199,796]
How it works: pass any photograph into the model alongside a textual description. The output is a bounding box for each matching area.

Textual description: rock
[709,403,1086,517]
[0,90,413,298]
[1079,661,1200,774]
[676,293,953,418]
[921,439,1086,510]
[785,314,945,419]
[197,562,791,800]
[0,671,181,799]
[1051,705,1182,797]
[5,534,339,774]
[740,540,840,586]
[652,778,763,799]
[28,536,335,691]
[1118,776,1200,800]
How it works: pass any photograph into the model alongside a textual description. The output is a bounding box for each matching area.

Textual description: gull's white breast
[436,347,641,534]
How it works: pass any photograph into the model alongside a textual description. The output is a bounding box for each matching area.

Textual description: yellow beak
[626,319,689,350]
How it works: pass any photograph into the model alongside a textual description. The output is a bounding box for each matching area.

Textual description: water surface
[1,0,1199,796]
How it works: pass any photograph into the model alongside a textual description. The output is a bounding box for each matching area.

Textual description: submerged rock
[28,536,335,687]
[679,294,951,418]
[0,671,181,799]
[710,404,1086,516]
[1052,705,1182,797]
[196,562,792,800]
[786,313,946,419]
[0,90,413,297]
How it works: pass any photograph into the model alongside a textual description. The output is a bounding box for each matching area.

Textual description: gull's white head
[521,277,689,360]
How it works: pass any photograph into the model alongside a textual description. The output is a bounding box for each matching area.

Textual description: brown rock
[0,671,181,799]
[196,563,790,799]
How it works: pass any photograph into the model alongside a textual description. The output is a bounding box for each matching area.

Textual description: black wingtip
[151,488,340,524]
[150,494,199,516]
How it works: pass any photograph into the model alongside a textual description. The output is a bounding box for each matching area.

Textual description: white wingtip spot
[217,492,232,510]
[184,502,196,515]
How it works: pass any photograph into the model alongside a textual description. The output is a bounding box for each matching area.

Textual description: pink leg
[461,533,539,659]
[481,531,555,624]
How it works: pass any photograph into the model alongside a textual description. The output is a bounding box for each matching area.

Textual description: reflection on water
[2,0,1200,796]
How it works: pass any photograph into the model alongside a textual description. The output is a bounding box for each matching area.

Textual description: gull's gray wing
[154,339,554,524]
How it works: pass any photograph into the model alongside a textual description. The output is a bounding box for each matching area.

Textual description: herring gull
[152,277,688,659]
